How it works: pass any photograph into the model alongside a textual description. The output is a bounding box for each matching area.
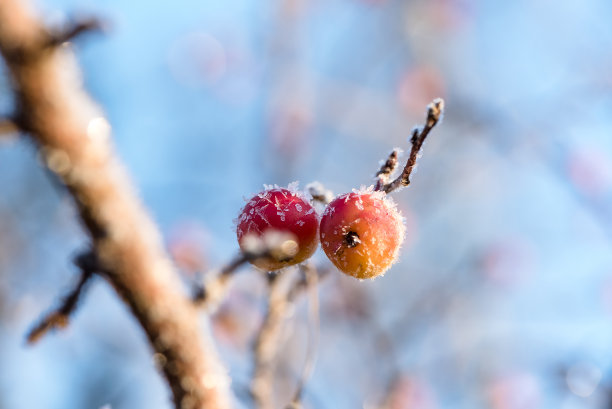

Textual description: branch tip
[375,149,399,177]
[374,149,401,189]
[427,97,445,125]
[26,267,94,344]
[379,98,445,194]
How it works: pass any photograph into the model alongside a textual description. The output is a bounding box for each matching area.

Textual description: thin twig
[287,262,320,409]
[193,252,253,308]
[194,233,299,310]
[251,270,296,409]
[27,266,94,343]
[380,98,444,194]
[374,149,400,190]
[46,18,105,48]
[26,251,104,345]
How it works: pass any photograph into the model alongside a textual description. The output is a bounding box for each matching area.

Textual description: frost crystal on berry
[319,190,405,279]
[236,185,319,271]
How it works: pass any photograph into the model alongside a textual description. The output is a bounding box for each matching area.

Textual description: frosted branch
[374,148,400,190]
[380,98,444,194]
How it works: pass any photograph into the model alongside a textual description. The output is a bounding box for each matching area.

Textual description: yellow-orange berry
[319,190,405,279]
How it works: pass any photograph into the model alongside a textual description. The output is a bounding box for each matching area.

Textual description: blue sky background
[2,0,612,408]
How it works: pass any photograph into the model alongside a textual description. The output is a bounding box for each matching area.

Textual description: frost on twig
[193,231,299,311]
[26,251,101,343]
[374,148,400,190]
[306,182,334,206]
[378,98,444,194]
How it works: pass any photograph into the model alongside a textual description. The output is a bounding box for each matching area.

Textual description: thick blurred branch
[380,98,444,193]
[0,2,232,409]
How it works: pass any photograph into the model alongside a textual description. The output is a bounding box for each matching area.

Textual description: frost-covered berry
[236,188,319,271]
[319,189,405,279]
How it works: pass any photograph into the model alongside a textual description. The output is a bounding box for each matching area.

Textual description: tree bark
[0,1,233,408]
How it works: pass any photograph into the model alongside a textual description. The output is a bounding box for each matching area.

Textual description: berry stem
[345,231,361,248]
[193,239,294,311]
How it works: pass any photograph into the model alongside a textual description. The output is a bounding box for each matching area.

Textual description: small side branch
[46,17,105,48]
[374,149,400,190]
[0,118,18,137]
[192,252,253,308]
[380,98,444,194]
[26,252,100,343]
[194,232,299,311]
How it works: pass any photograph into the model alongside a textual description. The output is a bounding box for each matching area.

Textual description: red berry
[236,187,319,271]
[319,189,405,279]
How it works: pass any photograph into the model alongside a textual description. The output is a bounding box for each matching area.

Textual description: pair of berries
[235,186,405,279]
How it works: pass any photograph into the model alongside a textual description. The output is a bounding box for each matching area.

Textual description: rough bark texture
[0,1,233,408]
